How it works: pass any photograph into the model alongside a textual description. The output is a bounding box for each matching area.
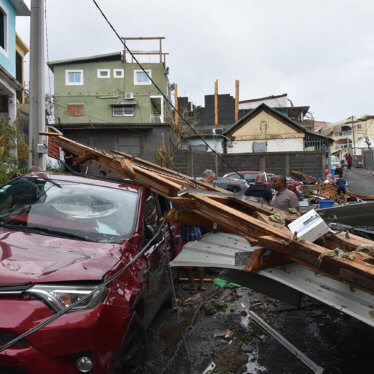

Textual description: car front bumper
[0,297,132,374]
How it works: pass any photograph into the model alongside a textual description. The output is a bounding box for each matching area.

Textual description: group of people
[244,173,299,212]
[182,169,299,291]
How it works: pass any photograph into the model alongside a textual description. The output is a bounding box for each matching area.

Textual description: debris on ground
[213,329,233,339]
[213,277,241,289]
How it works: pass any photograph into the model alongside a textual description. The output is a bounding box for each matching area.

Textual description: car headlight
[24,284,107,313]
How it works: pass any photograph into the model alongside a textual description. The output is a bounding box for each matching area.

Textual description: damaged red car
[0,172,181,374]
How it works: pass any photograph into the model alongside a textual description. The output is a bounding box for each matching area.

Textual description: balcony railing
[150,114,162,123]
[334,130,352,137]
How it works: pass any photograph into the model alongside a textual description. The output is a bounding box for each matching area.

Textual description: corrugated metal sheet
[171,232,374,327]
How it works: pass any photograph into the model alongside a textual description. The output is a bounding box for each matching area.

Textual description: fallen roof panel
[172,232,374,327]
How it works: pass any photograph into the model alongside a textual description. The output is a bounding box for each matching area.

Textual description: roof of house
[16,33,29,55]
[10,0,30,16]
[224,103,333,142]
[239,93,288,104]
[47,52,122,71]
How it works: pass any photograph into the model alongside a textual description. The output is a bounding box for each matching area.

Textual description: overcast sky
[17,0,374,122]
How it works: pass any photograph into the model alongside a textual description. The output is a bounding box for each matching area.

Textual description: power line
[91,0,241,177]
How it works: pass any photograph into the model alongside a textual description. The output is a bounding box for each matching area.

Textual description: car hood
[0,228,125,284]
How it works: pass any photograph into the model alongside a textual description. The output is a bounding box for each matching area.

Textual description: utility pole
[29,0,46,170]
[174,83,179,125]
[351,116,356,156]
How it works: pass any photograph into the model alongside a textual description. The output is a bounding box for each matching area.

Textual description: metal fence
[363,150,374,169]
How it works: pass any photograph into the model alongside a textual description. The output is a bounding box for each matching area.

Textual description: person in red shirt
[346,154,353,170]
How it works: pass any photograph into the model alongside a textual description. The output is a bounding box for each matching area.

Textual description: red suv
[0,172,181,373]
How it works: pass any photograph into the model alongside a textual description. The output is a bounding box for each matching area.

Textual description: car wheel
[111,314,147,374]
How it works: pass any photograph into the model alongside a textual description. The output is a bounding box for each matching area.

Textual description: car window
[0,177,138,244]
[229,174,241,179]
[144,193,160,230]
[243,174,257,182]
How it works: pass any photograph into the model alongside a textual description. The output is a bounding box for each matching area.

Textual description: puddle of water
[158,307,196,356]
[240,302,250,328]
[246,351,266,374]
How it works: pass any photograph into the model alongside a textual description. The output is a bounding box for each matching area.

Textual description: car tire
[111,314,147,374]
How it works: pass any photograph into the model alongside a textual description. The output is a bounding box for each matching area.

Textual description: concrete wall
[227,138,303,153]
[63,125,171,174]
[53,61,169,125]
[231,111,303,140]
[181,137,224,153]
[172,149,324,178]
[0,0,16,77]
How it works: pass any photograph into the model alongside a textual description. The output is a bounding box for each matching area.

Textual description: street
[345,168,374,196]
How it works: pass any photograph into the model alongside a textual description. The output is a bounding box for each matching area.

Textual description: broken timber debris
[42,132,374,295]
[292,170,374,201]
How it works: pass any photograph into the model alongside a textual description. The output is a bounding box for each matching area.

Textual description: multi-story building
[0,0,29,124]
[48,51,172,162]
[319,116,374,158]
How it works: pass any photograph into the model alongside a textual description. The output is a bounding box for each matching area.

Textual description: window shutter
[67,105,84,117]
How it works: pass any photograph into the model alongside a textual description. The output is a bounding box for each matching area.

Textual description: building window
[113,105,134,117]
[113,69,124,78]
[134,70,151,85]
[97,69,110,78]
[357,124,362,130]
[0,6,8,55]
[118,135,140,155]
[66,70,83,85]
[67,104,84,117]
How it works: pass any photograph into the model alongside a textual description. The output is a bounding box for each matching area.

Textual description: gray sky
[17,0,374,122]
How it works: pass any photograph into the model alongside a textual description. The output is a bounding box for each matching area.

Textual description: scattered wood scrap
[292,170,374,201]
[42,132,374,295]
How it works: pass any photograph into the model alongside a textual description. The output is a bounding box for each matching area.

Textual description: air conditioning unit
[212,128,223,135]
[124,92,134,100]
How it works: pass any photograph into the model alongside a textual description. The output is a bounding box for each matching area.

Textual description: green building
[48,52,172,163]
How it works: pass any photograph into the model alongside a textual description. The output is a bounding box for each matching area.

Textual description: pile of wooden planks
[292,170,374,201]
[42,132,374,296]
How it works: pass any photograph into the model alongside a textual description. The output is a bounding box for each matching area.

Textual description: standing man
[244,173,273,203]
[202,169,215,184]
[271,175,299,212]
[346,154,353,170]
[335,175,347,203]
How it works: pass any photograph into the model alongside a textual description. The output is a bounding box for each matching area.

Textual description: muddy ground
[143,270,374,374]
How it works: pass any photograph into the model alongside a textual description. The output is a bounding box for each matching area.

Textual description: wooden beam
[214,79,218,126]
[174,83,179,125]
[235,80,239,122]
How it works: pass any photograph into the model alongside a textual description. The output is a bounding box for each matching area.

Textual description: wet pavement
[143,271,374,374]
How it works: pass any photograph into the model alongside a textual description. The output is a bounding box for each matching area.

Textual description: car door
[141,192,169,324]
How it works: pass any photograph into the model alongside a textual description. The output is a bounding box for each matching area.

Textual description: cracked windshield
[0,177,138,243]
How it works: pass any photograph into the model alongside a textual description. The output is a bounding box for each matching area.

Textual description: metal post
[29,0,46,170]
[351,116,356,156]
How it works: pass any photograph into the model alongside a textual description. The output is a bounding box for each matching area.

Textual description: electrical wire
[91,0,243,178]
[0,213,169,353]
